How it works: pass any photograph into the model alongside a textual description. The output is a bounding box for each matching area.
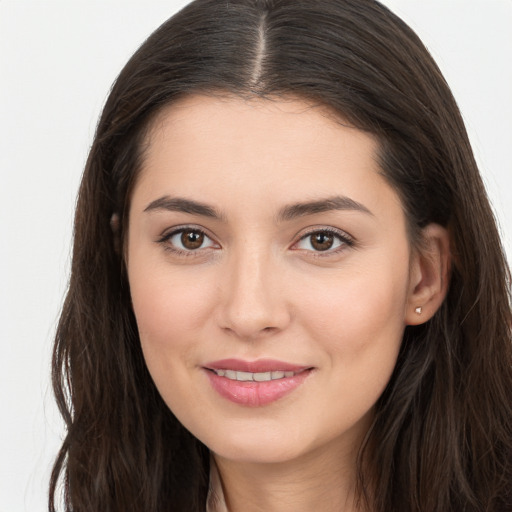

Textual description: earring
[415,306,422,315]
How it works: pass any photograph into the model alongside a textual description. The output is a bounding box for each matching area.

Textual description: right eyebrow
[277,195,373,222]
[143,196,226,221]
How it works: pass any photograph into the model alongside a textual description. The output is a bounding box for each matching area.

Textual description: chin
[212,426,350,469]
[212,441,305,465]
[195,421,307,465]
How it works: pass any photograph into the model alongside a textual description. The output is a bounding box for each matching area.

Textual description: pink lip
[205,358,309,373]
[204,359,313,407]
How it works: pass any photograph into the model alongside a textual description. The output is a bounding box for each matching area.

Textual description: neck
[212,439,367,512]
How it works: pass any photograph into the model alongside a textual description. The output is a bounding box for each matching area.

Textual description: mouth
[203,359,314,407]
[209,368,305,381]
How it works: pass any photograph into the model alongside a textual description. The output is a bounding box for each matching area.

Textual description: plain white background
[1,1,511,510]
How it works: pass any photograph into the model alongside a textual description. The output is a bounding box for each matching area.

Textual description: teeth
[253,372,271,382]
[224,370,237,380]
[212,369,299,381]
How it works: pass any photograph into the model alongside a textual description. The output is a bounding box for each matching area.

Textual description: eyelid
[291,226,355,254]
[157,225,220,254]
[155,224,354,257]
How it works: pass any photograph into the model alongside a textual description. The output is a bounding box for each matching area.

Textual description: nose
[217,247,291,340]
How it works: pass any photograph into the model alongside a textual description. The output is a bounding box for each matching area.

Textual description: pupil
[311,232,333,251]
[181,230,204,249]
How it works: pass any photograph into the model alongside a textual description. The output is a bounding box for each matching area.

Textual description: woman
[49,0,512,511]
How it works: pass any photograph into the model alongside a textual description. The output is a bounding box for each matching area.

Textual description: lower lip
[205,369,312,407]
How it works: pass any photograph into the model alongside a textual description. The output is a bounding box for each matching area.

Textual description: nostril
[220,323,281,340]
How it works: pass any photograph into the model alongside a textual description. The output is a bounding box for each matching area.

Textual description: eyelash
[156,226,355,258]
[292,227,355,257]
[157,226,218,257]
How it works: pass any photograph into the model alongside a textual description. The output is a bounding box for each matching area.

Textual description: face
[127,95,415,467]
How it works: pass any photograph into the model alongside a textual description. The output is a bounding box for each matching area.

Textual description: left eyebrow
[143,196,226,220]
[277,195,373,222]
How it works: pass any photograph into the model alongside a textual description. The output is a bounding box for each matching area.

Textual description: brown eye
[162,228,217,253]
[181,229,204,250]
[294,229,351,254]
[310,232,334,251]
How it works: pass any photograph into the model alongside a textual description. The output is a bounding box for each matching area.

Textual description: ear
[405,224,451,325]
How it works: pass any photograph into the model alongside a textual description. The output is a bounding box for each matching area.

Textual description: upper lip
[204,358,311,373]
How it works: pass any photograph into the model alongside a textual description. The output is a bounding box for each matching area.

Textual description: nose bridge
[218,240,289,338]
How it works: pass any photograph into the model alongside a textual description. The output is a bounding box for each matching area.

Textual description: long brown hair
[50,1,512,510]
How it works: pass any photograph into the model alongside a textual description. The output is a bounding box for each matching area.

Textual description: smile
[204,359,313,406]
[211,369,298,381]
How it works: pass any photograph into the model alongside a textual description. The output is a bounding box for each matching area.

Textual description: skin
[126,95,449,512]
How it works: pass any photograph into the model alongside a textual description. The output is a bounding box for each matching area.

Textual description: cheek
[132,278,205,337]
[298,267,408,343]
[128,258,218,373]
[293,269,408,427]
[128,267,221,421]
[294,257,409,408]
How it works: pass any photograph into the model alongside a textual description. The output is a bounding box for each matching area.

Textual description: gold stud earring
[415,306,422,315]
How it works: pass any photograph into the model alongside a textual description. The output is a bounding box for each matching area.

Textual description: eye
[293,229,353,253]
[159,227,218,253]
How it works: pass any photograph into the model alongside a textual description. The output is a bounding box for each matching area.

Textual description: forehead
[132,94,401,221]
[145,94,374,153]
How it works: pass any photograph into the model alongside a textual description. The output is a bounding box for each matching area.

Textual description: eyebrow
[277,195,373,221]
[143,194,372,221]
[144,196,226,220]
